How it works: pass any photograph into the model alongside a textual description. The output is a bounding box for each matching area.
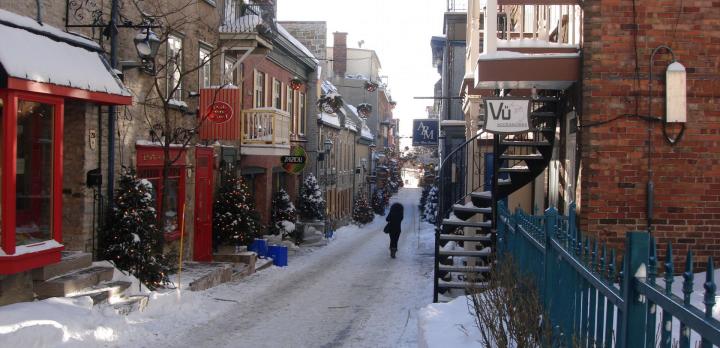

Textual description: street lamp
[133,28,161,73]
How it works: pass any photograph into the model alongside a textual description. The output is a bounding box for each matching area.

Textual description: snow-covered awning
[0,10,131,105]
[318,112,342,129]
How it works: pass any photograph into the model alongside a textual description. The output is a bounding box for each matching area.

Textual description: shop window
[136,148,186,241]
[15,101,54,246]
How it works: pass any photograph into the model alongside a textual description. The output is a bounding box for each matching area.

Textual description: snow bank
[418,295,482,348]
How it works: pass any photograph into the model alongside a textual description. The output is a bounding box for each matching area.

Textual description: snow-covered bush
[213,173,262,248]
[423,185,439,224]
[270,189,298,240]
[371,188,386,215]
[299,174,326,221]
[419,184,432,217]
[99,169,173,290]
[352,195,374,224]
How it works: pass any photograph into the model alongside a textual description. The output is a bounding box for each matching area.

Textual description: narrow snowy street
[133,187,434,348]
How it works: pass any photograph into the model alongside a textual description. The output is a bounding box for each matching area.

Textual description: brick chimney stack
[333,32,348,78]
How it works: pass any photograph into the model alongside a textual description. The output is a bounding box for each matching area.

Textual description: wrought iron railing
[241,108,290,146]
[498,202,720,347]
[220,1,275,35]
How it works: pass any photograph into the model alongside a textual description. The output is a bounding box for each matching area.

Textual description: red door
[193,148,214,261]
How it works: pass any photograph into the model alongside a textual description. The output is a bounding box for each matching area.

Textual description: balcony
[474,2,581,90]
[241,108,291,156]
[219,1,275,51]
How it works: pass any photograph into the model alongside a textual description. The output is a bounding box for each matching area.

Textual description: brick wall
[580,0,720,265]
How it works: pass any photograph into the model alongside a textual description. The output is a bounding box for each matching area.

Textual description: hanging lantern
[290,77,303,91]
[356,103,372,118]
[364,81,379,92]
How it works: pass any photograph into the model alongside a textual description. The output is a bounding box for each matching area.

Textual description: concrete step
[32,251,92,281]
[35,266,114,299]
[437,280,489,289]
[70,280,132,305]
[255,258,274,272]
[113,294,150,315]
[178,262,234,292]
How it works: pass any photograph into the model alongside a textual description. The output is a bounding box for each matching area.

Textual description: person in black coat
[385,202,404,258]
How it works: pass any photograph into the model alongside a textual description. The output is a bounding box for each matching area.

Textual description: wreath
[317,92,344,114]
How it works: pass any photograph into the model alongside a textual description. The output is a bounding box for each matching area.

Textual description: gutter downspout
[35,0,43,24]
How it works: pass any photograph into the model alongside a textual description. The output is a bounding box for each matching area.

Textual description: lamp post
[323,139,333,221]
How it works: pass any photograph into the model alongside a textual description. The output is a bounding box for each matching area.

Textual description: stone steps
[34,266,114,299]
[70,280,132,305]
[32,251,92,281]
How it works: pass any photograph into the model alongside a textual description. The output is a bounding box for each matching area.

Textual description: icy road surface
[157,188,434,348]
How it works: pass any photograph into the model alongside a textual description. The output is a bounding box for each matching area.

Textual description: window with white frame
[199,46,212,88]
[224,56,236,85]
[286,86,295,130]
[254,71,265,108]
[167,34,183,101]
[299,92,306,135]
[272,79,282,109]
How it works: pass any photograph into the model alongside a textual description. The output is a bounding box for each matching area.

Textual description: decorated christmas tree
[424,185,439,224]
[213,173,263,249]
[270,189,298,240]
[352,195,374,224]
[372,188,386,215]
[299,174,325,220]
[99,169,173,290]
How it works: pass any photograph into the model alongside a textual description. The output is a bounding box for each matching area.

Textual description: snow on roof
[478,50,580,61]
[318,112,341,128]
[321,80,339,94]
[0,22,129,96]
[0,9,100,50]
[361,123,374,140]
[277,24,318,64]
[345,104,359,117]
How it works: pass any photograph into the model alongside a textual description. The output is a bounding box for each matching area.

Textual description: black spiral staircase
[433,97,561,302]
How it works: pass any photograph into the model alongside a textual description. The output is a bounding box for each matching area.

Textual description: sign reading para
[484,98,531,134]
[281,146,308,174]
[206,101,234,124]
[412,119,439,146]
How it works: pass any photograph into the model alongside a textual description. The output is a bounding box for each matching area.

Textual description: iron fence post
[620,231,650,348]
[544,207,559,340]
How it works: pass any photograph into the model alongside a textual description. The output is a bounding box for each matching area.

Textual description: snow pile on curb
[418,295,482,348]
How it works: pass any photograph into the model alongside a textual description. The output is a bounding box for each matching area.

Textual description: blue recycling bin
[249,239,268,258]
[267,245,288,267]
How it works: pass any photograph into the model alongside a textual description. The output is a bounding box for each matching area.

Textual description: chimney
[333,32,348,78]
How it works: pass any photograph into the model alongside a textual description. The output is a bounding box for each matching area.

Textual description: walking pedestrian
[385,202,404,258]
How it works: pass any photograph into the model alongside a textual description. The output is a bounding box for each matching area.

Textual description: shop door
[193,148,214,261]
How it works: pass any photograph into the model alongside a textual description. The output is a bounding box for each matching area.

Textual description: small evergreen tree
[100,169,173,290]
[213,173,262,249]
[352,195,374,224]
[299,174,325,220]
[270,189,298,240]
[424,185,439,224]
[419,184,432,216]
[372,188,386,215]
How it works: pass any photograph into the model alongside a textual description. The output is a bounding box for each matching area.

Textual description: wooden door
[193,148,214,261]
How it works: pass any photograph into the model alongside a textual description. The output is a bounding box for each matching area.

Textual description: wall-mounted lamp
[649,45,686,146]
[133,28,161,74]
[324,139,333,154]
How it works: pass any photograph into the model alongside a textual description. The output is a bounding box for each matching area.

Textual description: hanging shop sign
[281,146,307,174]
[412,119,439,146]
[206,101,234,124]
[484,98,531,134]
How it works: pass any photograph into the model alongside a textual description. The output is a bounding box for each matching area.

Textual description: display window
[136,146,186,241]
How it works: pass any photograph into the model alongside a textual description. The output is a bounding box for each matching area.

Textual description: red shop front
[0,15,132,274]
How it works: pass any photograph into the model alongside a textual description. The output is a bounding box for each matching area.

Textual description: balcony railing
[241,108,290,146]
[220,1,275,35]
[447,0,468,12]
[494,4,582,50]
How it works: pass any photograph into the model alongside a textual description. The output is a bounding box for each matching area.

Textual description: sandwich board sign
[484,98,531,134]
[412,119,439,146]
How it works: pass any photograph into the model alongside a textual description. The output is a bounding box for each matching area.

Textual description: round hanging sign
[281,146,308,174]
[206,101,233,124]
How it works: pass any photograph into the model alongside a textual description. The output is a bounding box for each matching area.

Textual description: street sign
[281,146,307,174]
[484,98,531,134]
[412,119,439,146]
[206,101,234,124]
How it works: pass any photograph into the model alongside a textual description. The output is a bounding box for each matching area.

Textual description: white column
[483,0,497,54]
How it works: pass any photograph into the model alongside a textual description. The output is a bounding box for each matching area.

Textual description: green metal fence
[497,201,720,347]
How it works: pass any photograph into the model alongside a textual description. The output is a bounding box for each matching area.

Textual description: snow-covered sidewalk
[0,188,436,348]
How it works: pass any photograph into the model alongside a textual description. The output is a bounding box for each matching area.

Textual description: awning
[0,9,131,105]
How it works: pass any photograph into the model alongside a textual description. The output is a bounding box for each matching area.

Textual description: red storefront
[0,13,132,274]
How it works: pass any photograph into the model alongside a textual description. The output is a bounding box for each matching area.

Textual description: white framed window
[224,56,236,85]
[199,46,212,88]
[272,79,282,109]
[254,70,265,108]
[166,34,183,101]
[286,86,295,131]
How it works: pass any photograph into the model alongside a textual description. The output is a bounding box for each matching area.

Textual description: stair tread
[438,280,489,289]
[442,219,492,227]
[469,191,492,198]
[46,266,114,283]
[452,204,492,213]
[499,167,531,173]
[439,234,492,242]
[439,249,492,257]
[500,140,550,146]
[439,265,491,273]
[500,153,543,160]
[531,111,556,117]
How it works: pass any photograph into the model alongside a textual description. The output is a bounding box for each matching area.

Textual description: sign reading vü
[412,119,439,146]
[484,98,531,134]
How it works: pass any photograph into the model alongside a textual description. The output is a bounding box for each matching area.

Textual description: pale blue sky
[277,0,446,147]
